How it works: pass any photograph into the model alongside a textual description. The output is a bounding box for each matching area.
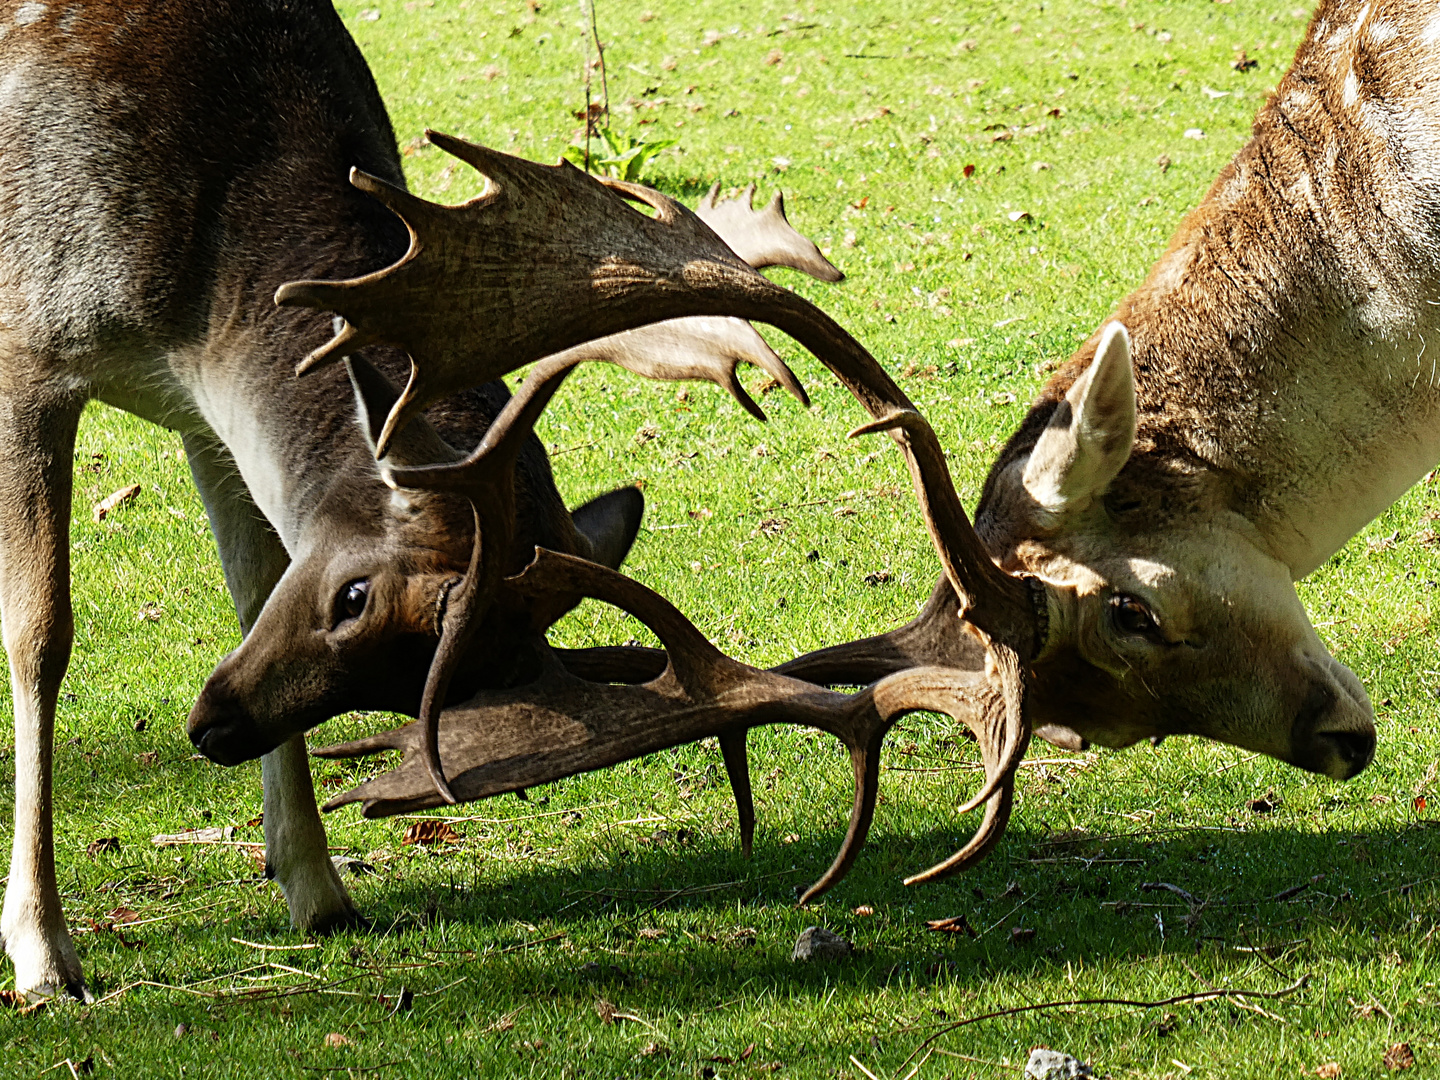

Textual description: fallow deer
[792,0,1412,778]
[0,0,839,1002]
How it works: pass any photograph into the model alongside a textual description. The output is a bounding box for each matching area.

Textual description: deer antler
[314,549,1025,902]
[282,134,1055,887]
[277,133,809,457]
[696,183,844,282]
[542,315,808,422]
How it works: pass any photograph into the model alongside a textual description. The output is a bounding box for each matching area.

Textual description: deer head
[187,143,852,781]
[973,321,1375,779]
[780,321,1376,782]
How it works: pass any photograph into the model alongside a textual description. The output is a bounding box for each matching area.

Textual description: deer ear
[571,486,645,570]
[1022,321,1136,516]
[346,355,463,471]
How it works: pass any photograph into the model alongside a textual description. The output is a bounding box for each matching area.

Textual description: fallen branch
[900,975,1310,1068]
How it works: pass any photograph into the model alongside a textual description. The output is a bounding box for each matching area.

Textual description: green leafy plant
[561,126,678,182]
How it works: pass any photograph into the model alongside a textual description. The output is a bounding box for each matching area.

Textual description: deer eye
[334,579,370,626]
[1110,594,1160,637]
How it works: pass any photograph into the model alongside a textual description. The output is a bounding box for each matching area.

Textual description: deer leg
[0,380,87,1001]
[184,435,360,931]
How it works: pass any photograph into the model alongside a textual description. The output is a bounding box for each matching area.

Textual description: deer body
[967,0,1440,771]
[0,0,612,1000]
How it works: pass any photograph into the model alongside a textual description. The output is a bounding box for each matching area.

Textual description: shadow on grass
[120,818,1437,1001]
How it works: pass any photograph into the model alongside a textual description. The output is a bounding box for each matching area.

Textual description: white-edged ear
[346,355,463,477]
[1022,321,1137,515]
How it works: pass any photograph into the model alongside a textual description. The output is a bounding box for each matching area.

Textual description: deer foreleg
[0,382,86,1001]
[184,435,359,931]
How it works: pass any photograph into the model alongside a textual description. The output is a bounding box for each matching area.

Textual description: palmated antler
[282,135,1055,886]
[544,179,845,421]
[696,183,844,282]
[542,315,808,422]
[314,549,1025,902]
[278,133,823,457]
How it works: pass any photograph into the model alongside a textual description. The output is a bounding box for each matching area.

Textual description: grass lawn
[5,0,1440,1076]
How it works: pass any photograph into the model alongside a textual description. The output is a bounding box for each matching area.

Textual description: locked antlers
[280,133,1054,893]
[315,548,1025,903]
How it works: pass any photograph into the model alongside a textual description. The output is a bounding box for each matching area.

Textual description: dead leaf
[1009,926,1036,945]
[402,819,463,846]
[136,751,159,766]
[766,48,783,65]
[485,1009,521,1033]
[595,998,616,1024]
[640,1042,670,1057]
[1246,791,1279,814]
[1231,50,1258,71]
[86,837,121,858]
[926,915,977,936]
[1384,1043,1415,1071]
[136,602,164,622]
[1313,1065,1341,1079]
[852,905,875,917]
[108,905,141,924]
[864,570,892,586]
[324,1032,353,1048]
[93,484,141,523]
[0,990,44,1013]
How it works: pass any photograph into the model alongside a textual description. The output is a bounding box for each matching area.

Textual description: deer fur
[0,0,639,1001]
[973,0,1440,776]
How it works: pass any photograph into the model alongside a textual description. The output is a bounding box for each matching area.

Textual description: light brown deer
[0,0,841,1002]
[798,0,1418,777]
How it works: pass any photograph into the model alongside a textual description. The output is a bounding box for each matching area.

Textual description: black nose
[1313,729,1375,779]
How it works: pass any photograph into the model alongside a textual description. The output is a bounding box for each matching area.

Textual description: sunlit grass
[4,2,1438,1077]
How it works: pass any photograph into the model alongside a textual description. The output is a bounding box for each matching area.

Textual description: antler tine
[793,661,1025,904]
[849,408,1044,655]
[796,732,886,905]
[386,355,585,803]
[719,731,756,858]
[693,184,844,283]
[902,659,1027,886]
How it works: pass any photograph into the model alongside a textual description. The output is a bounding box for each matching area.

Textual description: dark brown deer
[246,133,1052,906]
[0,0,842,1002]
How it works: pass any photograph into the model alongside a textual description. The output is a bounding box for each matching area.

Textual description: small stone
[1025,1048,1094,1080]
[791,925,852,962]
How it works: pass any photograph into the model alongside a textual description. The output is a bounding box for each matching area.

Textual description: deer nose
[1311,728,1375,779]
[1290,673,1375,780]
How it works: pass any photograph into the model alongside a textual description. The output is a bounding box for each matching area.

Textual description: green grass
[5,1,1440,1076]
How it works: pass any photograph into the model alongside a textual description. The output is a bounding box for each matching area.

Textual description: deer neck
[1104,8,1440,580]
